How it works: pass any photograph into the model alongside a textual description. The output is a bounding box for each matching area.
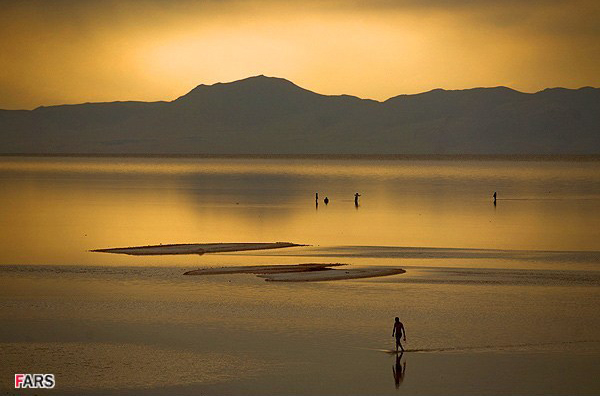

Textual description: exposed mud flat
[184,263,405,282]
[91,242,303,256]
[259,267,406,282]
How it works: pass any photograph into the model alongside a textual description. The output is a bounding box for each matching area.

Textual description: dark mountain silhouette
[1,75,598,154]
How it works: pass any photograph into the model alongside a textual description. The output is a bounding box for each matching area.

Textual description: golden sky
[1,0,599,109]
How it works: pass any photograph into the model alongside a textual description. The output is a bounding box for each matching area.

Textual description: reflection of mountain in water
[1,75,599,154]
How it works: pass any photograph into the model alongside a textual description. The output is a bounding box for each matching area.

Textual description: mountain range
[1,75,599,154]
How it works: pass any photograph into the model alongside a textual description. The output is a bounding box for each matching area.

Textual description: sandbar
[259,267,405,282]
[91,242,303,256]
[184,263,405,282]
[184,263,345,275]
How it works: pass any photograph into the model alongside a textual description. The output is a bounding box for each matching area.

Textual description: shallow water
[0,156,599,266]
[0,156,599,394]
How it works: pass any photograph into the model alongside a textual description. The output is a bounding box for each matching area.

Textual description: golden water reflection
[0,157,598,265]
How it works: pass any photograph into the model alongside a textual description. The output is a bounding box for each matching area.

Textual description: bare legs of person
[396,337,404,352]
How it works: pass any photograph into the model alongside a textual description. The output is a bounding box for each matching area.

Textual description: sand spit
[184,263,345,275]
[91,242,303,256]
[259,267,405,282]
[184,263,405,282]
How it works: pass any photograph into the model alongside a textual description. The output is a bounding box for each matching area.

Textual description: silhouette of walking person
[392,317,406,352]
[493,191,497,204]
[392,352,406,389]
[354,192,361,207]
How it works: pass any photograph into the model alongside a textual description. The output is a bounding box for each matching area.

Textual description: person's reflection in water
[392,352,406,389]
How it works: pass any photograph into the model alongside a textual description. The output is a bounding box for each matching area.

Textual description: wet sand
[184,263,406,282]
[258,267,406,282]
[91,242,303,256]
[183,263,346,275]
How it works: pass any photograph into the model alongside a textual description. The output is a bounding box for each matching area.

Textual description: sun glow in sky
[1,0,599,109]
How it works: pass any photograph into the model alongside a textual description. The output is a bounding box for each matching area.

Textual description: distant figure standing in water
[493,191,497,204]
[354,192,361,206]
[392,317,406,352]
[316,192,319,203]
[324,197,329,205]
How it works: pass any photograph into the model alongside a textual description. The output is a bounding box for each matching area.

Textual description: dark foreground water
[0,156,599,394]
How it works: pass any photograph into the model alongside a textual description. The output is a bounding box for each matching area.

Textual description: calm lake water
[0,156,599,394]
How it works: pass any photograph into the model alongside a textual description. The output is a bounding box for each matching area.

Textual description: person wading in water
[392,317,406,352]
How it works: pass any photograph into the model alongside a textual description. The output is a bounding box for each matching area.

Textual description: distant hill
[1,75,599,154]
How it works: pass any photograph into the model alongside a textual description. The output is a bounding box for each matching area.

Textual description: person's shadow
[392,352,406,389]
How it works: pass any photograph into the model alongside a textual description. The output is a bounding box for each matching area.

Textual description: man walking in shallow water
[392,317,406,352]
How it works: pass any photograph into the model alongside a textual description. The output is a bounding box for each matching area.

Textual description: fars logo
[15,374,55,389]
